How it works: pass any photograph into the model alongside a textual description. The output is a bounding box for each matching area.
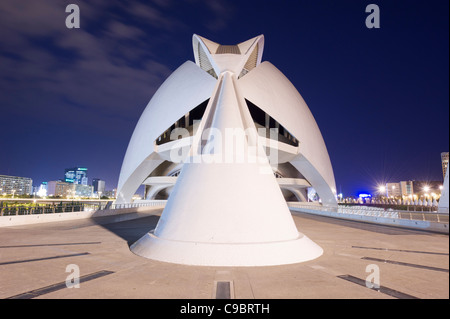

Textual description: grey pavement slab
[0,209,448,299]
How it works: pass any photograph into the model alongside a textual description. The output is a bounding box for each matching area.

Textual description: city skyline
[0,0,448,197]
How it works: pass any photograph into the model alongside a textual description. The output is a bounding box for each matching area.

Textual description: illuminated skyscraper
[64,167,88,185]
[92,178,105,195]
[0,174,33,195]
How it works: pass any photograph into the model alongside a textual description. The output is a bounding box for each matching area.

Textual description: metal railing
[109,201,167,210]
[0,200,167,216]
[2,199,447,224]
[288,202,449,224]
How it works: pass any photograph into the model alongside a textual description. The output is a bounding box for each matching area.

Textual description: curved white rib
[116,61,216,203]
[238,61,337,205]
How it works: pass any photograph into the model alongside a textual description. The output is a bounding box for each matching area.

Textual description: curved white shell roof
[116,61,216,203]
[117,34,339,266]
[238,61,337,205]
[117,34,337,206]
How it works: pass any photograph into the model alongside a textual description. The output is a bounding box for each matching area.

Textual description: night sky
[0,0,448,197]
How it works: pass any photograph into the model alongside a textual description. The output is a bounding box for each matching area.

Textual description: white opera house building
[116,35,338,266]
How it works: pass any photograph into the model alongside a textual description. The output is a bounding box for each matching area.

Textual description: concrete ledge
[290,207,449,234]
[0,205,164,228]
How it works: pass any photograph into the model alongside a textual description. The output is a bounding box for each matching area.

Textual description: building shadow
[89,210,162,247]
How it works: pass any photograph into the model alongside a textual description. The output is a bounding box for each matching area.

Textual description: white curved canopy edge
[116,61,216,203]
[239,61,337,204]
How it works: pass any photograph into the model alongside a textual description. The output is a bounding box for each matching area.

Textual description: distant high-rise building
[47,181,74,197]
[386,182,401,197]
[0,174,33,195]
[104,189,117,199]
[384,180,442,198]
[64,167,88,185]
[47,180,93,198]
[74,184,93,198]
[441,152,449,180]
[400,181,414,196]
[92,178,105,195]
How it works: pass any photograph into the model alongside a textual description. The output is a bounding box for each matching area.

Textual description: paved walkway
[0,210,448,299]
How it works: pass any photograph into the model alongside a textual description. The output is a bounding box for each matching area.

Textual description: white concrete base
[130,231,323,267]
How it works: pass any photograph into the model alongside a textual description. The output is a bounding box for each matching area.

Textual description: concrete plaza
[0,208,448,299]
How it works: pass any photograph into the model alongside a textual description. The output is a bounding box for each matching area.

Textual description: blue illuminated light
[358,193,372,198]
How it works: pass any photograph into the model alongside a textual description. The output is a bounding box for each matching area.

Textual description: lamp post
[431,193,437,211]
[423,185,430,211]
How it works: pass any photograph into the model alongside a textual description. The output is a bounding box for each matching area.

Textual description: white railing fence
[288,202,449,224]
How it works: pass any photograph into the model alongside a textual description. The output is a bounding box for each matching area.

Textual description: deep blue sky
[0,0,448,196]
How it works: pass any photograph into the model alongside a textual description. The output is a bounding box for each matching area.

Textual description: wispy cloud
[202,0,235,31]
[123,1,186,31]
[0,0,237,136]
[0,0,175,132]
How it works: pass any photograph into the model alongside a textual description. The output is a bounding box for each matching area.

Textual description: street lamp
[378,185,386,197]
